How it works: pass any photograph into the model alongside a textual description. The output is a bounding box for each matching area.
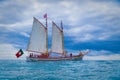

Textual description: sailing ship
[26,14,89,61]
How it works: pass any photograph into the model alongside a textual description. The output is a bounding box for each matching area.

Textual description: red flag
[44,13,47,18]
[16,49,24,58]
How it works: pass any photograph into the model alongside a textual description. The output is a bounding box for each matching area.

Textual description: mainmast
[44,13,48,55]
[61,21,65,55]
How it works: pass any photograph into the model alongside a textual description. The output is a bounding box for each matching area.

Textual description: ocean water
[0,60,120,80]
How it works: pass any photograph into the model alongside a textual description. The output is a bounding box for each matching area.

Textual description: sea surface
[0,60,120,80]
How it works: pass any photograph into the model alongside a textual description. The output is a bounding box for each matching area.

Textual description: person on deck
[79,52,83,56]
[29,53,31,57]
[70,53,72,58]
[29,53,33,57]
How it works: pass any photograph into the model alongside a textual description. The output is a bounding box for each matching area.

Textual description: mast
[61,21,64,55]
[44,13,48,55]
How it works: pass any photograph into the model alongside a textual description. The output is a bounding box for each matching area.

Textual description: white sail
[51,22,64,54]
[27,17,47,53]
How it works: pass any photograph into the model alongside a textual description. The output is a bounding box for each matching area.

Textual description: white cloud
[0,44,17,59]
[65,24,101,42]
[65,25,98,36]
[0,19,32,38]
[1,0,120,25]
[20,32,30,38]
[83,54,120,60]
[0,44,27,60]
[86,50,114,56]
[0,19,32,30]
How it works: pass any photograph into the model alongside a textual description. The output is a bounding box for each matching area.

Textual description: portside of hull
[26,56,83,61]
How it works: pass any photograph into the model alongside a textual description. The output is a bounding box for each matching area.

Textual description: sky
[0,0,120,60]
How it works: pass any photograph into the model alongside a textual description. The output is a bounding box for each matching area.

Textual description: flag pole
[46,17,47,28]
[61,20,63,30]
[43,13,48,28]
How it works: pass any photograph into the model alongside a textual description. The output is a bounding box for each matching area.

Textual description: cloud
[83,54,120,60]
[83,50,120,60]
[65,24,101,42]
[20,32,30,38]
[86,50,115,56]
[0,44,17,59]
[0,44,27,60]
[0,19,32,30]
[0,19,32,38]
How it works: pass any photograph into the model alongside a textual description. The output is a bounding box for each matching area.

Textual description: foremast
[44,14,49,56]
[61,21,66,56]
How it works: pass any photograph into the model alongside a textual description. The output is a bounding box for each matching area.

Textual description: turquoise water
[0,60,120,80]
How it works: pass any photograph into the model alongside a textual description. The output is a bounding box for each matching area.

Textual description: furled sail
[27,17,48,53]
[51,22,64,54]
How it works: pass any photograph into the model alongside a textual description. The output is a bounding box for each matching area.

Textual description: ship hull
[26,55,83,61]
